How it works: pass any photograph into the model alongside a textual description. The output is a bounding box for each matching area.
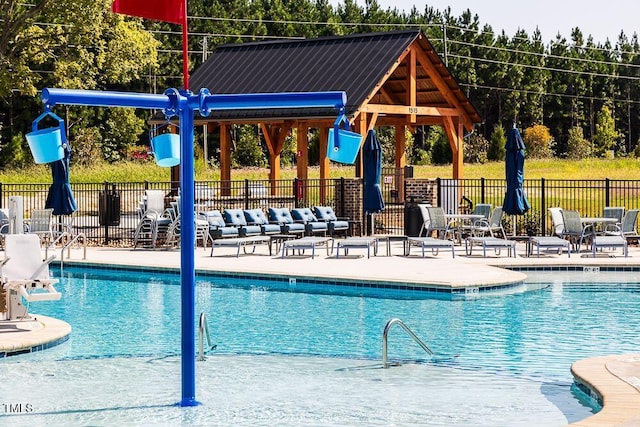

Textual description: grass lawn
[1,158,639,183]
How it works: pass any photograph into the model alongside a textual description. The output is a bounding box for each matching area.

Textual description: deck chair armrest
[0,257,9,267]
[28,255,56,280]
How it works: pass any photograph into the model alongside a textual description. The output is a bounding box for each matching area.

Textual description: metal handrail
[61,232,87,261]
[382,318,434,368]
[197,312,216,361]
[45,232,72,258]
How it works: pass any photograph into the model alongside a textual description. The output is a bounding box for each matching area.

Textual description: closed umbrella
[363,130,384,234]
[45,144,77,215]
[502,126,530,216]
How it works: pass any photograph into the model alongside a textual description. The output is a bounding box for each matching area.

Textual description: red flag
[111,0,185,25]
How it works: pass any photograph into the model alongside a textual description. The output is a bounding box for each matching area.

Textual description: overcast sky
[359,0,639,43]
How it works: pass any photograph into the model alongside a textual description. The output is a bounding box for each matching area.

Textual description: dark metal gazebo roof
[190,30,426,121]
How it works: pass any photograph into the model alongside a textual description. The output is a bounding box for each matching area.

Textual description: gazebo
[187,30,481,195]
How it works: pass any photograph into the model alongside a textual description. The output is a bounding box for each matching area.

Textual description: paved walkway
[2,239,640,425]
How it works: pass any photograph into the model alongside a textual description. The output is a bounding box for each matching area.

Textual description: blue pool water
[5,266,640,425]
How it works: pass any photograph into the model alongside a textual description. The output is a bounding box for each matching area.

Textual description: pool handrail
[197,312,216,361]
[382,318,434,368]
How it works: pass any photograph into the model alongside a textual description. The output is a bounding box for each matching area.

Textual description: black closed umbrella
[45,144,77,215]
[363,130,384,234]
[502,127,530,216]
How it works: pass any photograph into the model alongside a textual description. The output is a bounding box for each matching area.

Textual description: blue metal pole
[202,91,346,111]
[41,88,172,110]
[178,93,198,407]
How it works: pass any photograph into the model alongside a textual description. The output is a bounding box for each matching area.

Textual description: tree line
[1,0,638,169]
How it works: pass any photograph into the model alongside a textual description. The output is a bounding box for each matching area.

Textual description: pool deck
[3,239,640,425]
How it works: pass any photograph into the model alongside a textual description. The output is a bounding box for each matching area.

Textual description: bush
[523,124,554,158]
[593,104,620,157]
[1,132,30,168]
[464,132,488,164]
[72,127,103,166]
[566,126,591,159]
[487,124,506,161]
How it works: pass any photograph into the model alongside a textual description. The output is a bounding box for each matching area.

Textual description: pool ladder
[197,312,216,361]
[382,318,434,368]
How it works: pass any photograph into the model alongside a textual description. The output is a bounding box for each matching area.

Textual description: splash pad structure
[35,87,351,406]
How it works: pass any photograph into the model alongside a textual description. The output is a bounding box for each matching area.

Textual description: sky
[369,0,639,43]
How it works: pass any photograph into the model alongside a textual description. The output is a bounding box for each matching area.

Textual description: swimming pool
[3,266,639,425]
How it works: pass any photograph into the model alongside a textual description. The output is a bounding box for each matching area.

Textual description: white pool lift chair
[1,234,61,320]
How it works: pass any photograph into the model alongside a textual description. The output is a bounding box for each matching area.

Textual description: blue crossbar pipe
[201,91,346,111]
[38,86,348,408]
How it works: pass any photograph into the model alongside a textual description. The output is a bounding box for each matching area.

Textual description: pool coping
[0,315,71,357]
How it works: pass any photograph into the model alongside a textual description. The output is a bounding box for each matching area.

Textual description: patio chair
[164,213,211,248]
[457,203,491,240]
[292,208,329,236]
[133,190,171,249]
[548,207,564,237]
[471,206,505,238]
[605,208,639,240]
[1,234,61,320]
[603,206,625,228]
[313,206,350,237]
[268,207,306,236]
[223,208,262,237]
[243,209,281,235]
[26,208,55,244]
[560,210,590,252]
[419,206,455,240]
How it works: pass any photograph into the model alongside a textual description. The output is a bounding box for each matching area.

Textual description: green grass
[1,158,639,183]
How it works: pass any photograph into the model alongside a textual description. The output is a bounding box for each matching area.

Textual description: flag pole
[181,0,189,90]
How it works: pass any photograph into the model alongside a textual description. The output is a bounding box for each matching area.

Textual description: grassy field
[0,158,639,183]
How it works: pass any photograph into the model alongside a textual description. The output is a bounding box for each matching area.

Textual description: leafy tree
[232,125,265,167]
[565,126,591,159]
[487,124,506,161]
[523,124,554,158]
[593,104,621,157]
[428,126,452,164]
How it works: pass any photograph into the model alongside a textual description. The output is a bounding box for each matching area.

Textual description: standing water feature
[28,87,359,406]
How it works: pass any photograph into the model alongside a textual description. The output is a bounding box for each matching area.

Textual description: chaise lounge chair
[1,234,61,320]
[243,209,282,235]
[291,208,329,236]
[313,206,350,237]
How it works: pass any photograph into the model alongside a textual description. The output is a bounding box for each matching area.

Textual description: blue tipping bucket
[26,110,66,164]
[327,128,363,164]
[151,133,180,167]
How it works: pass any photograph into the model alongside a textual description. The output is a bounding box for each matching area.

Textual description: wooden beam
[219,123,231,196]
[296,126,308,181]
[319,127,329,204]
[413,45,474,131]
[407,47,417,123]
[361,104,460,116]
[442,116,463,179]
[395,124,406,202]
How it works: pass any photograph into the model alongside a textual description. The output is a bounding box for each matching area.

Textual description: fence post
[436,177,441,206]
[144,180,149,191]
[605,178,610,207]
[103,181,110,244]
[480,177,485,204]
[540,178,546,236]
[244,179,249,209]
[339,177,345,217]
[0,183,3,209]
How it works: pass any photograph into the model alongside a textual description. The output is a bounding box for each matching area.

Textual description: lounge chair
[1,234,61,320]
[243,209,281,235]
[268,207,306,236]
[200,210,240,240]
[223,208,262,237]
[291,208,329,236]
[313,206,350,237]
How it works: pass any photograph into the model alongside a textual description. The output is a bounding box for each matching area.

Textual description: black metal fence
[2,177,640,245]
[439,178,640,236]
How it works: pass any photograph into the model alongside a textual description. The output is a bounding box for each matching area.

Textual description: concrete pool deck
[2,239,640,425]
